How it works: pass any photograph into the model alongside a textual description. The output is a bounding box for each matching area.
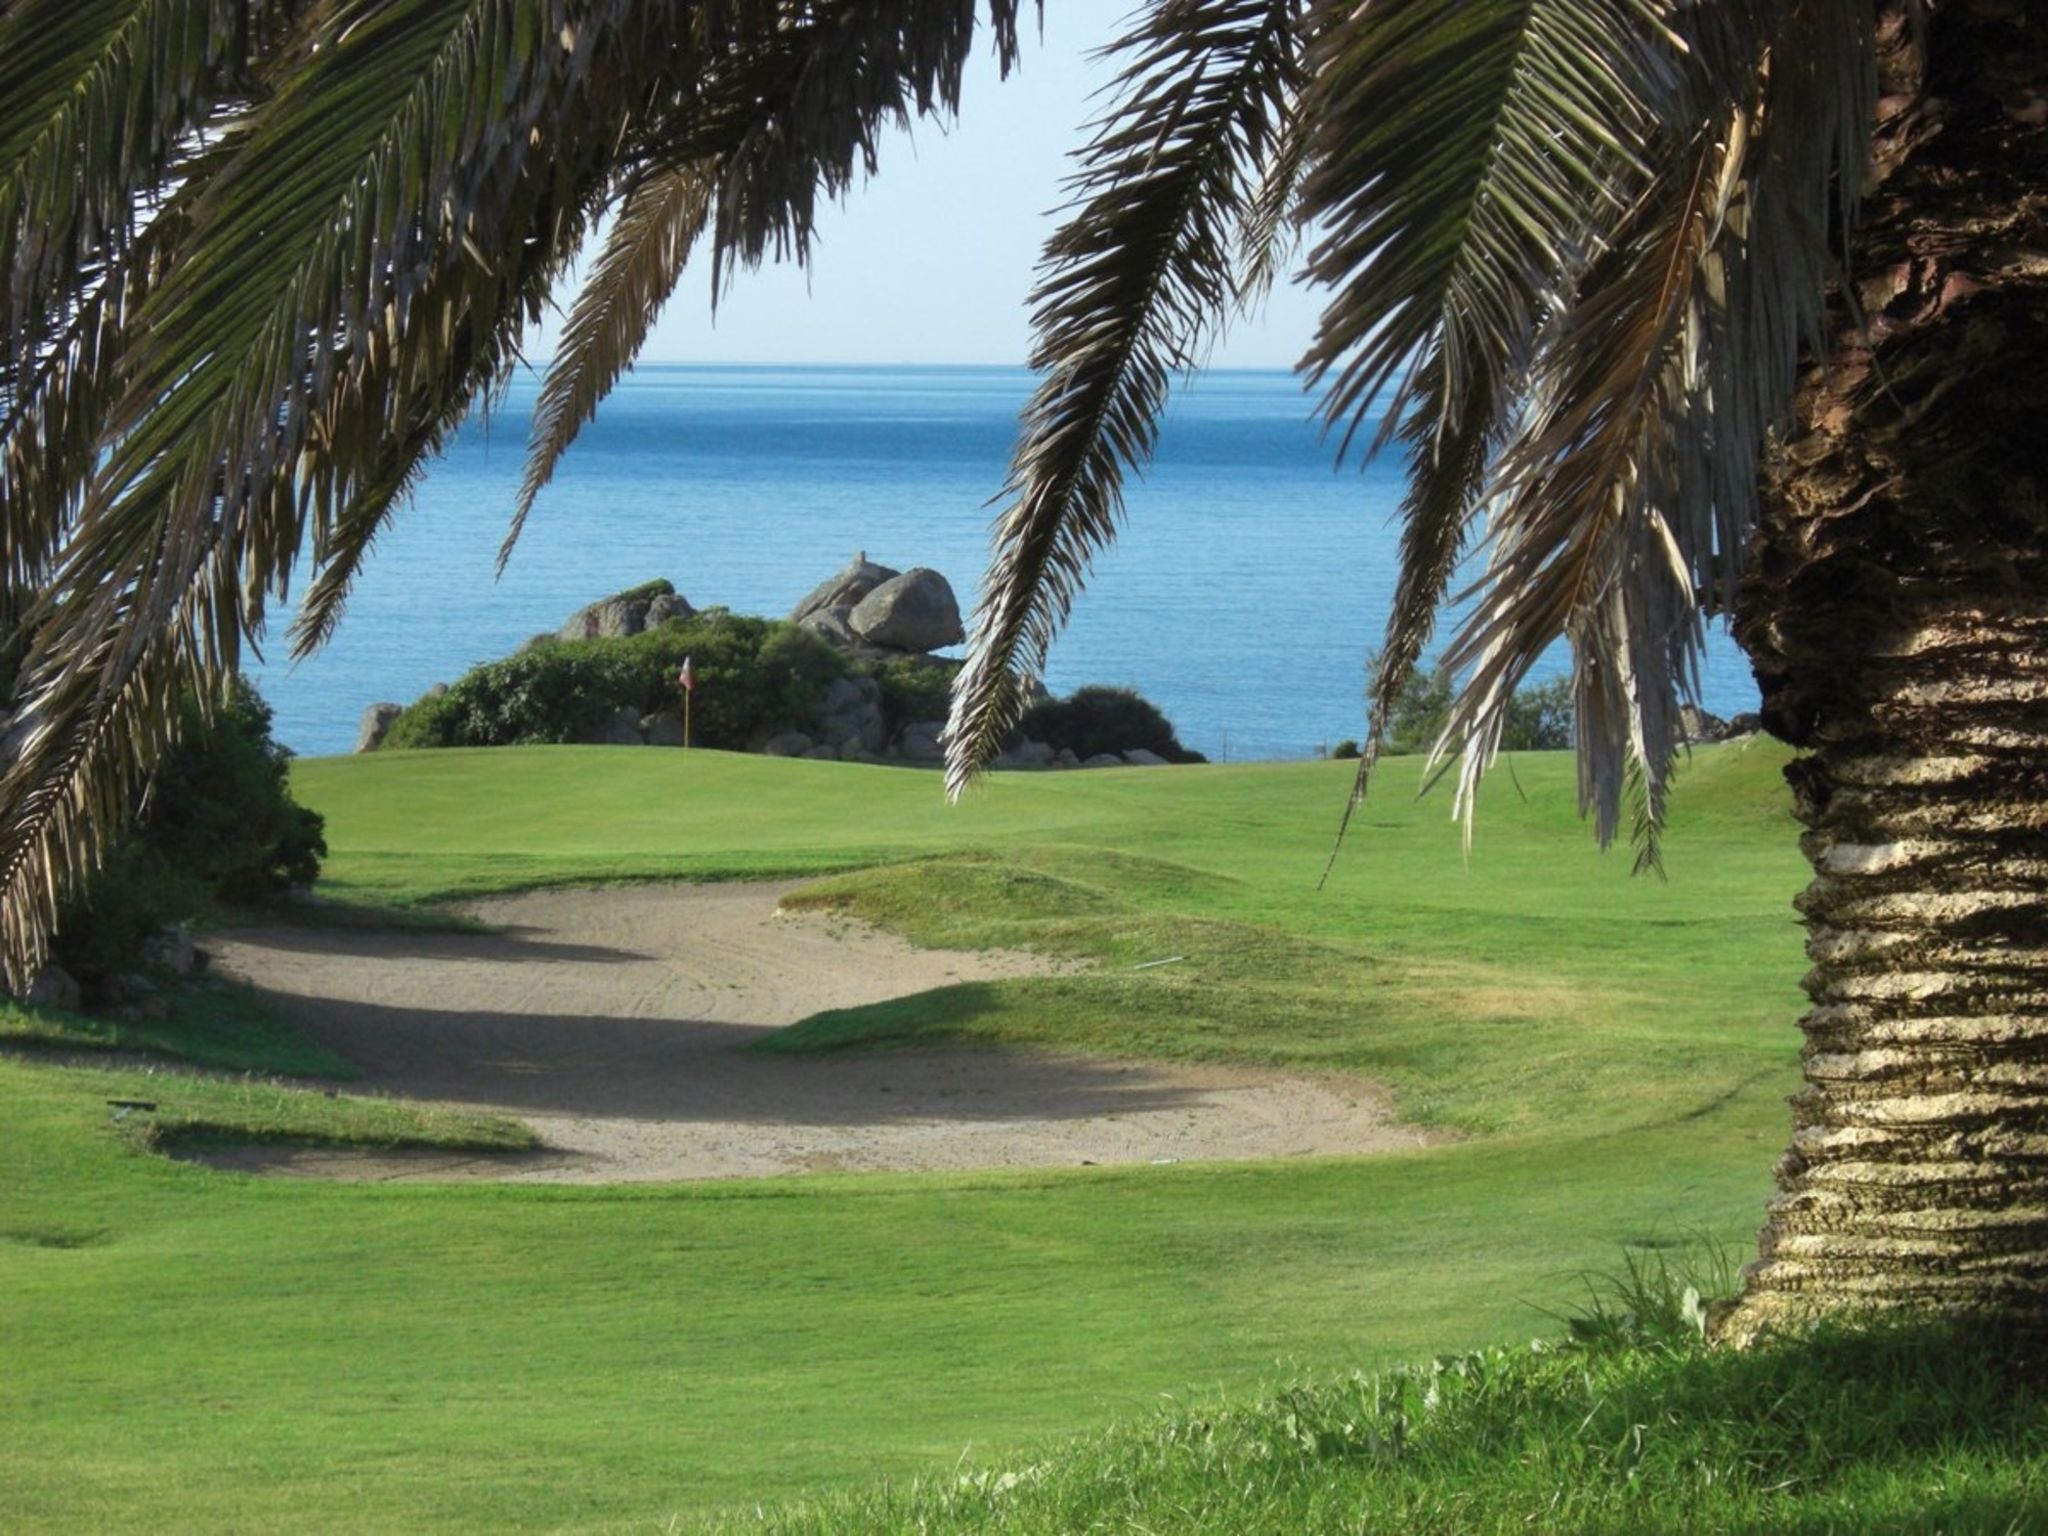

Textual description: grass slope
[3,742,1819,1531]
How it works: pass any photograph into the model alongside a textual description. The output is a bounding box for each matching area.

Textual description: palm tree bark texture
[1720,0,2048,1339]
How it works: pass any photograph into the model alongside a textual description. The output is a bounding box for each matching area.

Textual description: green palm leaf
[946,0,1307,795]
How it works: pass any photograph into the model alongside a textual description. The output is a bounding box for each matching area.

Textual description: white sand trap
[203,882,1422,1182]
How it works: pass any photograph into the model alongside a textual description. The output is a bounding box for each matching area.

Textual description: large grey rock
[640,710,685,747]
[791,555,900,624]
[849,568,964,652]
[896,720,947,763]
[1056,748,1081,769]
[23,963,80,1012]
[816,675,886,755]
[1081,753,1125,769]
[574,706,644,745]
[644,592,694,627]
[763,731,814,758]
[1679,704,1730,744]
[993,739,1056,769]
[560,591,661,642]
[1123,748,1169,767]
[799,607,860,650]
[356,703,403,753]
[141,927,197,976]
[804,744,838,760]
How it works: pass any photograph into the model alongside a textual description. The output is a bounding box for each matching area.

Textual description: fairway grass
[2,742,1818,1531]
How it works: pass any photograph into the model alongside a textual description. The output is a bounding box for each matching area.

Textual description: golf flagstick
[679,655,695,751]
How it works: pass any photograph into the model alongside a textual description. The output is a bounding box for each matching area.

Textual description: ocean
[247,364,1759,760]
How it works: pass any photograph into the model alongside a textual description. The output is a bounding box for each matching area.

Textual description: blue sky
[590,5,1326,369]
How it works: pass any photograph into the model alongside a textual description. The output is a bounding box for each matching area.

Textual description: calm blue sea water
[248,365,1758,759]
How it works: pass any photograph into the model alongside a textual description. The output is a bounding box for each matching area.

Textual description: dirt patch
[203,882,1424,1182]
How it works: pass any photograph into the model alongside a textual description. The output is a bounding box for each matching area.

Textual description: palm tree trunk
[1717,2,2048,1341]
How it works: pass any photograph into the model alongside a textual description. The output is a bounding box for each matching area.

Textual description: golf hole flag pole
[679,655,695,751]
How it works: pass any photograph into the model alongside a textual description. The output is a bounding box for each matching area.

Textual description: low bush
[383,610,850,751]
[1018,685,1204,763]
[1385,665,1575,755]
[867,655,957,732]
[54,682,325,980]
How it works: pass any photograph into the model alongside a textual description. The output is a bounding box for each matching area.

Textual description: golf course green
[3,742,1818,1529]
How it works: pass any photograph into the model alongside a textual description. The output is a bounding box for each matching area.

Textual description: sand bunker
[204,882,1420,1182]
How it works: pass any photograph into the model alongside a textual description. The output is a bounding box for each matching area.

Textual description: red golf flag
[679,656,696,694]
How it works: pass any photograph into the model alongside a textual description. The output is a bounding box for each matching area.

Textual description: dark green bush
[1385,665,1575,755]
[1018,686,1202,763]
[1330,739,1362,760]
[864,656,957,731]
[54,681,325,980]
[382,610,850,751]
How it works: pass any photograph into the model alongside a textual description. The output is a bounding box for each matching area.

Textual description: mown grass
[0,740,1844,1531]
[720,1320,2048,1534]
[0,976,357,1077]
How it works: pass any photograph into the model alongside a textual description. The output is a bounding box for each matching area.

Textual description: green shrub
[1018,686,1202,763]
[1330,738,1362,760]
[53,681,326,980]
[863,656,957,731]
[382,611,850,751]
[1385,665,1576,755]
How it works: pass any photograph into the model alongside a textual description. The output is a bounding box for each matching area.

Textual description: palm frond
[1426,0,1874,859]
[946,0,1306,795]
[1296,0,1673,461]
[502,162,714,570]
[502,0,1027,562]
[0,0,705,985]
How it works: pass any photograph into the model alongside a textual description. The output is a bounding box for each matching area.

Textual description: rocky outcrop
[639,711,685,747]
[575,706,645,746]
[356,703,403,753]
[850,568,964,652]
[791,554,899,625]
[559,581,692,642]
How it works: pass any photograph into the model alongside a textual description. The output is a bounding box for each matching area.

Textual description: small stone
[140,927,197,976]
[1056,748,1081,769]
[763,731,814,758]
[572,705,644,746]
[1123,748,1169,767]
[138,998,172,1023]
[1082,753,1125,768]
[22,963,81,1012]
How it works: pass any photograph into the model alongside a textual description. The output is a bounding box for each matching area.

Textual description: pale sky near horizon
[562,4,1327,370]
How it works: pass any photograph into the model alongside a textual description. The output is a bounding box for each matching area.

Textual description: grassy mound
[724,1318,2045,1534]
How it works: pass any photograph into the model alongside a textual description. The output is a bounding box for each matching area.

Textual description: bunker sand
[206,881,1421,1182]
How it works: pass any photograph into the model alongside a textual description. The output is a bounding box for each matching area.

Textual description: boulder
[644,592,694,627]
[896,720,947,763]
[1725,711,1763,738]
[514,632,557,656]
[424,682,449,701]
[355,703,403,753]
[849,568,964,652]
[763,731,814,758]
[560,594,652,642]
[993,739,1056,769]
[140,927,197,976]
[791,554,900,624]
[1081,753,1125,768]
[799,607,860,650]
[640,710,686,747]
[23,963,80,1012]
[1056,748,1081,769]
[816,675,886,755]
[1679,704,1730,744]
[1122,748,1169,767]
[804,744,837,760]
[574,706,644,745]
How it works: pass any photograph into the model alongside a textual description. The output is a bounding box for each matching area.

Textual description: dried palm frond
[946,0,1307,794]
